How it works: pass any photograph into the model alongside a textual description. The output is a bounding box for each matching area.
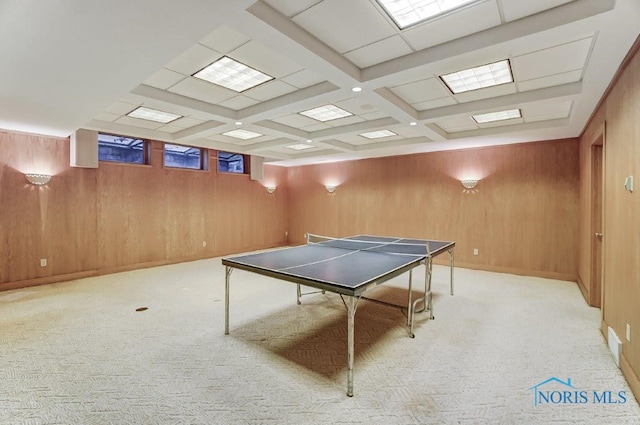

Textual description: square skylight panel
[441,60,513,94]
[285,144,314,151]
[193,56,273,92]
[360,130,397,139]
[299,104,353,122]
[472,109,521,124]
[222,129,263,140]
[377,0,479,29]
[127,106,182,123]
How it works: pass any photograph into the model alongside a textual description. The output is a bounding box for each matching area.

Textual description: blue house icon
[527,377,575,406]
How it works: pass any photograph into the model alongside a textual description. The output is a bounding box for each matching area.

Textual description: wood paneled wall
[0,132,288,290]
[287,139,579,280]
[578,36,640,401]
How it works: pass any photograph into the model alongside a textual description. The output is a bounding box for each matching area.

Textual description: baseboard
[437,260,577,282]
[601,318,640,404]
[620,353,640,404]
[0,243,289,293]
[576,275,590,304]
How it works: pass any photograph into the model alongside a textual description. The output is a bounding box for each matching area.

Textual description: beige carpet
[1,255,638,424]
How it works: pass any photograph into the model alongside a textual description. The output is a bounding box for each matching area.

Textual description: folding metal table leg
[346,295,356,397]
[224,266,233,335]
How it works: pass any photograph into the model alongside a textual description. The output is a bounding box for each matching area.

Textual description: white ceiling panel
[104,101,138,115]
[478,117,524,129]
[403,1,502,51]
[264,0,324,18]
[390,78,451,104]
[244,80,297,102]
[164,44,220,76]
[500,0,575,22]
[281,69,324,88]
[302,123,331,132]
[143,69,185,90]
[93,112,120,123]
[512,37,593,81]
[114,116,165,130]
[413,97,457,111]
[453,83,517,103]
[198,26,251,54]
[230,40,304,79]
[218,95,262,110]
[517,70,582,92]
[333,97,383,116]
[344,35,413,68]
[293,0,397,54]
[324,115,366,127]
[522,100,572,122]
[163,116,205,129]
[434,116,478,132]
[272,113,319,128]
[168,77,236,104]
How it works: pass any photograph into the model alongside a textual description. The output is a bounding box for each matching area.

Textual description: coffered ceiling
[1,0,639,166]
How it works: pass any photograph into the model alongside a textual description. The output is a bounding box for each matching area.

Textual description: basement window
[98,133,150,164]
[164,144,207,170]
[217,151,246,174]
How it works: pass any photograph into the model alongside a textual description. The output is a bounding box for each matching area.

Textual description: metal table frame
[223,236,455,397]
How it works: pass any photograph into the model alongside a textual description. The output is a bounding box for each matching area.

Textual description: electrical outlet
[202,241,207,247]
[40,258,47,267]
[473,248,479,256]
[627,324,631,342]
[285,231,288,237]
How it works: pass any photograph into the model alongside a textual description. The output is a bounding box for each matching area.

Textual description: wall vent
[608,326,622,367]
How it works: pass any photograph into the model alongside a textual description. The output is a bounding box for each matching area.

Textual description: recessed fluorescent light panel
[127,106,182,124]
[360,130,397,139]
[193,56,273,92]
[441,59,513,94]
[285,144,315,151]
[472,109,521,124]
[299,104,353,122]
[377,0,479,29]
[222,129,263,140]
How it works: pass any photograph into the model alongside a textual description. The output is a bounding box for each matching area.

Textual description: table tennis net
[306,234,430,256]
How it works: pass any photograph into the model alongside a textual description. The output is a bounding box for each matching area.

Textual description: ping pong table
[222,234,455,396]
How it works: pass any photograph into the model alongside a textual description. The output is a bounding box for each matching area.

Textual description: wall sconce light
[266,186,276,194]
[325,185,337,194]
[461,179,478,190]
[25,173,52,186]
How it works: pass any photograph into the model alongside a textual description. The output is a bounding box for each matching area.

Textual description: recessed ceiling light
[193,56,273,92]
[441,59,513,94]
[409,121,418,126]
[376,0,479,29]
[360,130,397,139]
[299,104,353,122]
[222,129,263,140]
[472,109,521,124]
[235,121,243,126]
[306,139,313,143]
[352,86,362,92]
[127,106,182,124]
[286,143,315,151]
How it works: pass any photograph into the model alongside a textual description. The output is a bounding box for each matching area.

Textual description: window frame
[163,143,208,171]
[97,132,151,165]
[216,151,249,175]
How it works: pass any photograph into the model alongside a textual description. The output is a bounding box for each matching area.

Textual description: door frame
[590,122,605,311]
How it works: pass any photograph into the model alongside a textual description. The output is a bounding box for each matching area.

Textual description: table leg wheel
[410,333,415,339]
[297,301,301,305]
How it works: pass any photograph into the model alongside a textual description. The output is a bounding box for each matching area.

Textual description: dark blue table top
[222,235,455,296]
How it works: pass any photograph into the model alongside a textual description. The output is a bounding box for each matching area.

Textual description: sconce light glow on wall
[325,185,337,194]
[461,179,478,190]
[25,173,52,186]
[265,186,276,194]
